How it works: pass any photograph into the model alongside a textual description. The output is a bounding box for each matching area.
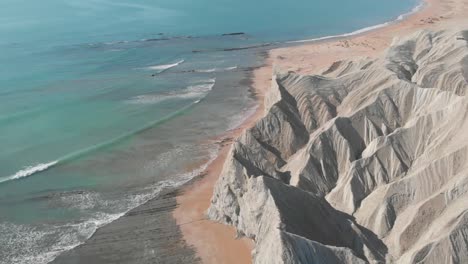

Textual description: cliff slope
[208,29,468,263]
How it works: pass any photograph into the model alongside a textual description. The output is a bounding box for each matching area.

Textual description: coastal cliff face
[207,29,468,264]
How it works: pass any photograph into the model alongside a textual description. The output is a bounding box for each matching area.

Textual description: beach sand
[173,0,468,263]
[172,58,271,264]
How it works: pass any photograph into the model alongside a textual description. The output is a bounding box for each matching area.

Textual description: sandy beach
[173,0,468,263]
[172,58,272,264]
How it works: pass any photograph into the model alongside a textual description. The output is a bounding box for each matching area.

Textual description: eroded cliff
[208,29,468,264]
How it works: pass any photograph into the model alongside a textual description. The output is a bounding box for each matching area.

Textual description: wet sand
[51,189,199,264]
[173,57,272,264]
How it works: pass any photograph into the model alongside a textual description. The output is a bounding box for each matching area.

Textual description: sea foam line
[145,59,185,72]
[127,78,216,105]
[0,151,218,264]
[0,98,207,185]
[195,66,238,73]
[38,146,220,264]
[287,1,424,44]
[0,161,58,184]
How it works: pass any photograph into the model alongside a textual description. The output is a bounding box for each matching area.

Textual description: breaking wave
[144,60,185,73]
[0,90,213,186]
[0,145,220,264]
[195,66,238,73]
[127,78,215,105]
[0,161,58,184]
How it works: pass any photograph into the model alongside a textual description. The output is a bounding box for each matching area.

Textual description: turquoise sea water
[0,0,418,263]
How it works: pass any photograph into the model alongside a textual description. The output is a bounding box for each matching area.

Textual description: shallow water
[0,0,419,263]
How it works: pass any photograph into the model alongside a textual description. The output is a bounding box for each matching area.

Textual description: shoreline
[172,56,271,263]
[172,0,465,263]
[286,0,425,45]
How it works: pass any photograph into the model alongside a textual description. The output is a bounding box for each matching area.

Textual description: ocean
[0,0,419,263]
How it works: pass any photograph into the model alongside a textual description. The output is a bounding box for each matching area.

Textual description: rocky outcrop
[208,29,468,263]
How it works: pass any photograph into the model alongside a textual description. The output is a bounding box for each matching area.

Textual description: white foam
[196,66,238,73]
[0,222,58,264]
[0,211,125,264]
[127,78,215,105]
[288,1,425,44]
[227,105,258,131]
[60,192,104,211]
[145,59,184,72]
[126,94,166,104]
[0,161,59,184]
[0,144,220,264]
[224,66,238,71]
[186,83,215,93]
[197,68,217,73]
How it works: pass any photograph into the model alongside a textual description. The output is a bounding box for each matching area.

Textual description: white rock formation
[208,29,468,263]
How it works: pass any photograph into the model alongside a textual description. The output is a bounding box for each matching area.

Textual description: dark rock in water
[192,42,273,53]
[144,38,170,42]
[222,32,246,36]
[51,189,200,264]
[223,43,272,52]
